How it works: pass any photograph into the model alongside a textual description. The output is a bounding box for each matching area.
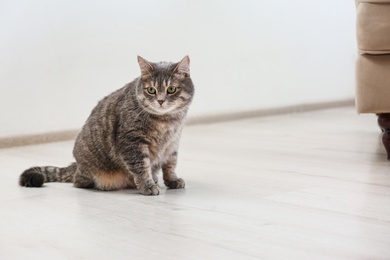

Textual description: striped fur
[19,163,77,187]
[19,56,194,195]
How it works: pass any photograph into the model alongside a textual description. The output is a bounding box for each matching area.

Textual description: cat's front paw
[139,183,161,196]
[164,178,185,189]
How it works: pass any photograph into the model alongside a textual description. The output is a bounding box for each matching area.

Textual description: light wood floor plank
[1,107,389,259]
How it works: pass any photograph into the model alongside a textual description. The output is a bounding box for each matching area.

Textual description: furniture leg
[378,114,390,160]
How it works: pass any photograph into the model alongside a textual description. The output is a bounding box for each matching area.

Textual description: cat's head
[135,56,194,115]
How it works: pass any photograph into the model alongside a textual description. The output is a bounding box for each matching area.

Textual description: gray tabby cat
[19,56,194,195]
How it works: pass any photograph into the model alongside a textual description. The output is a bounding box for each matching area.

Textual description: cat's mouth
[148,103,176,115]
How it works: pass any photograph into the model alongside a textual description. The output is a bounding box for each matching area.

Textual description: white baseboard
[186,99,355,125]
[0,99,355,149]
[0,130,80,149]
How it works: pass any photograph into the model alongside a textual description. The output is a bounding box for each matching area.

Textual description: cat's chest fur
[144,119,182,164]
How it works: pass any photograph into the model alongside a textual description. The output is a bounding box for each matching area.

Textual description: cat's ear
[174,55,190,77]
[137,55,154,78]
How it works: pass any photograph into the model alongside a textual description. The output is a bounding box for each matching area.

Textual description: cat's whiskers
[141,112,150,129]
[132,105,149,122]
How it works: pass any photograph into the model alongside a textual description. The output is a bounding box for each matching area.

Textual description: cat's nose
[158,100,164,105]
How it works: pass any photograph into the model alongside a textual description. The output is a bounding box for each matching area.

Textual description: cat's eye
[147,87,156,95]
[167,86,177,94]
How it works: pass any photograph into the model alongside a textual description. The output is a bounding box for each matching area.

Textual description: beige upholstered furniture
[355,0,390,159]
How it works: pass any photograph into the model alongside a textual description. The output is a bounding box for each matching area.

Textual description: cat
[19,56,194,195]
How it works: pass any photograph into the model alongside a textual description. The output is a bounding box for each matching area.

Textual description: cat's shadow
[86,187,140,195]
[85,186,186,196]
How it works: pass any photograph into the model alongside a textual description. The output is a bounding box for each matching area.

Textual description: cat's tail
[19,163,77,187]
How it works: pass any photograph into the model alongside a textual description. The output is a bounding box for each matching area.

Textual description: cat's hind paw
[152,173,158,184]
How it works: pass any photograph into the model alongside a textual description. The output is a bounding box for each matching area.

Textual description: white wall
[0,0,356,137]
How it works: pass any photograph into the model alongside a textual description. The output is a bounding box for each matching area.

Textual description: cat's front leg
[162,151,185,189]
[122,144,160,195]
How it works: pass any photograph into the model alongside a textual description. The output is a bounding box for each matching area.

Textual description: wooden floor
[1,107,390,259]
